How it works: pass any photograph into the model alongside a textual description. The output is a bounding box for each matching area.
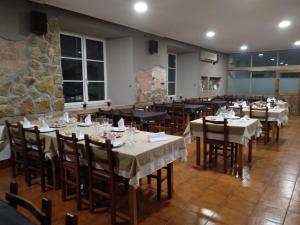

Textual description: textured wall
[0,18,64,118]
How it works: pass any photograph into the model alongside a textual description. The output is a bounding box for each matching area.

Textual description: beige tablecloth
[243,108,288,126]
[188,118,262,145]
[37,123,187,187]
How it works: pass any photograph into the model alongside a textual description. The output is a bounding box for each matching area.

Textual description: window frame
[60,32,108,108]
[167,53,177,96]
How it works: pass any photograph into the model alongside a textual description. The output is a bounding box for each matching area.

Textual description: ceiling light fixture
[206,31,215,38]
[294,40,300,46]
[258,53,264,57]
[240,45,248,51]
[285,64,288,66]
[270,58,275,61]
[278,20,291,28]
[134,2,148,13]
[280,62,284,65]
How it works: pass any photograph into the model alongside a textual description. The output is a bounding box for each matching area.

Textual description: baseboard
[0,159,10,169]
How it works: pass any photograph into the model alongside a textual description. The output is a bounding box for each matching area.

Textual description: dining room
[0,0,300,225]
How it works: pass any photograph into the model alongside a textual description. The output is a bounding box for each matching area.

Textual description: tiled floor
[1,116,300,225]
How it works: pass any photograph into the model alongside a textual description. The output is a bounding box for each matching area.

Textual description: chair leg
[61,168,66,201]
[76,172,81,210]
[276,125,280,141]
[203,144,207,170]
[147,176,151,184]
[110,181,117,225]
[209,145,213,163]
[223,148,227,173]
[41,161,46,193]
[248,140,252,163]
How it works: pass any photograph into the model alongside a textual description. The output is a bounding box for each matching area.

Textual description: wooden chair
[56,130,88,210]
[171,101,186,133]
[203,118,236,173]
[84,135,128,224]
[5,121,27,179]
[65,213,78,225]
[23,126,51,192]
[5,181,52,225]
[250,105,269,145]
[77,112,97,122]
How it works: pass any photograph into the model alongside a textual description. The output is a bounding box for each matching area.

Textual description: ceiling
[31,0,300,53]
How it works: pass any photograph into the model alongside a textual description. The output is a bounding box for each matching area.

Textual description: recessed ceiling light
[285,64,289,66]
[270,58,275,61]
[240,45,248,51]
[134,2,148,13]
[206,31,215,38]
[278,20,291,28]
[294,40,300,46]
[258,53,264,57]
[280,62,284,65]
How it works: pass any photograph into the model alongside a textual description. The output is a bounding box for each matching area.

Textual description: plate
[111,127,126,132]
[23,125,35,129]
[39,127,56,133]
[225,116,240,120]
[78,123,93,127]
[112,140,124,148]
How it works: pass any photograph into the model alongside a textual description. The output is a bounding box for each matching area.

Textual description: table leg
[167,163,173,199]
[129,186,138,225]
[238,144,243,176]
[248,139,252,163]
[276,125,280,142]
[271,122,276,143]
[196,137,201,166]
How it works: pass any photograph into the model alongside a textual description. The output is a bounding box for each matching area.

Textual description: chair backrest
[171,101,185,118]
[203,117,229,145]
[65,213,78,225]
[55,130,81,168]
[249,105,268,122]
[6,181,52,225]
[23,126,44,159]
[5,121,25,151]
[152,102,165,112]
[84,135,115,180]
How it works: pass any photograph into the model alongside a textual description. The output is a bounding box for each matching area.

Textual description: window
[167,54,176,96]
[60,33,106,106]
[228,71,251,96]
[228,53,251,68]
[252,51,277,67]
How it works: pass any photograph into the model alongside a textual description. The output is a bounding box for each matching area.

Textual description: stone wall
[0,18,64,119]
[135,66,168,103]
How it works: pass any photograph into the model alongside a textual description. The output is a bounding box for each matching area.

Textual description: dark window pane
[278,49,300,66]
[168,69,176,81]
[252,52,277,66]
[168,54,176,68]
[87,61,104,81]
[60,35,82,58]
[88,82,105,101]
[63,82,83,103]
[252,71,275,78]
[229,53,251,68]
[168,83,175,95]
[86,39,103,60]
[62,59,83,80]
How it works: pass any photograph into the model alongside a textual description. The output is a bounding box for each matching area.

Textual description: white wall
[177,51,228,98]
[106,37,134,105]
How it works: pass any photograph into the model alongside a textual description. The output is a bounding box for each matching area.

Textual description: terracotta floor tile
[167,210,208,225]
[291,190,300,202]
[222,195,256,216]
[288,200,300,214]
[251,204,286,224]
[284,212,300,225]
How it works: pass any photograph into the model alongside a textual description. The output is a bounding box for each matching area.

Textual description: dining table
[29,119,188,225]
[187,117,262,176]
[0,199,35,225]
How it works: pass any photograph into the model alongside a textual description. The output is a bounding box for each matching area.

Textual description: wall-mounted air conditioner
[200,50,218,64]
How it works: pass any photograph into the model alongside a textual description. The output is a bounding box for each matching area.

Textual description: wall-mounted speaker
[30,11,47,35]
[149,40,158,54]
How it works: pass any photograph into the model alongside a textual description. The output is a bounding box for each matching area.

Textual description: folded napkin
[242,101,247,107]
[41,120,50,131]
[84,114,92,125]
[267,102,271,108]
[240,115,250,122]
[63,112,69,123]
[148,132,167,143]
[75,127,82,139]
[267,97,271,103]
[228,109,235,117]
[23,117,32,128]
[118,118,125,130]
